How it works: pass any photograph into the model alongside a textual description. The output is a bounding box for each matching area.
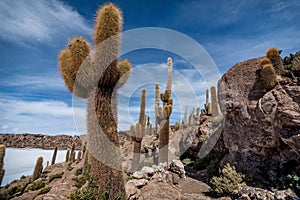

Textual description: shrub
[27,180,45,191]
[210,163,244,196]
[279,173,300,195]
[48,172,64,183]
[37,187,51,195]
[75,168,83,176]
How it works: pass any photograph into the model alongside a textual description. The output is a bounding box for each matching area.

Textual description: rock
[132,171,148,179]
[0,133,82,149]
[169,159,186,179]
[125,182,140,199]
[141,166,154,176]
[237,194,250,200]
[217,57,300,182]
[140,181,183,200]
[127,179,148,188]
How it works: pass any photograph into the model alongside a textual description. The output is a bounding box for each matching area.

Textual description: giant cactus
[0,145,5,185]
[33,156,43,180]
[158,57,173,164]
[58,3,131,198]
[266,48,283,76]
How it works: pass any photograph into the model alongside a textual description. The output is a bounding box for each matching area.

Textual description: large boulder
[218,57,300,181]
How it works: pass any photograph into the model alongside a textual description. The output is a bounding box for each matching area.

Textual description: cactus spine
[0,145,5,185]
[58,3,132,197]
[211,86,219,117]
[65,148,70,162]
[33,156,43,180]
[266,48,283,76]
[51,145,58,165]
[158,57,173,164]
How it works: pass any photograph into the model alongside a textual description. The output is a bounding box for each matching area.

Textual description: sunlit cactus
[33,156,43,180]
[138,88,146,126]
[266,48,283,76]
[51,145,58,165]
[61,2,132,196]
[261,63,277,90]
[158,57,173,164]
[81,142,86,159]
[204,89,211,115]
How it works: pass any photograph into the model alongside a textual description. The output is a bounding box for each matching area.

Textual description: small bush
[67,163,74,171]
[182,158,194,166]
[70,186,96,200]
[210,163,244,196]
[280,173,300,195]
[73,175,86,189]
[48,172,64,183]
[27,180,45,191]
[37,187,51,195]
[75,168,83,176]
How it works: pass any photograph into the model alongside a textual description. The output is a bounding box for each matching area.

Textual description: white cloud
[0,99,86,135]
[0,0,92,45]
[1,125,9,130]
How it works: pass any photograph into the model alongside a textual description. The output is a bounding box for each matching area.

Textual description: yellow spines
[93,3,122,46]
[261,64,277,90]
[266,48,283,76]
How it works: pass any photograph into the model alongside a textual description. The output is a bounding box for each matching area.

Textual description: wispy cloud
[0,0,92,45]
[0,99,85,135]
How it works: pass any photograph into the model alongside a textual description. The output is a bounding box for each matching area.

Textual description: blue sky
[0,0,299,135]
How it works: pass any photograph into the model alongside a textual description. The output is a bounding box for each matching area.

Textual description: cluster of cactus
[200,87,219,117]
[260,56,277,90]
[157,57,173,164]
[0,145,5,185]
[130,88,146,171]
[51,145,58,165]
[58,3,131,196]
[266,48,283,76]
[283,51,300,78]
[33,156,43,180]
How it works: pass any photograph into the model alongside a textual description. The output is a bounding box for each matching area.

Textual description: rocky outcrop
[0,134,82,150]
[218,57,300,182]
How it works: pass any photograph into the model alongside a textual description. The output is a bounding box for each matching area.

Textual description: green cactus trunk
[51,145,58,165]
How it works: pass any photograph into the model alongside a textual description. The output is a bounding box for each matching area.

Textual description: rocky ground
[0,134,82,150]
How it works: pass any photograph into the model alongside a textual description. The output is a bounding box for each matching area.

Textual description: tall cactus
[211,86,219,117]
[138,88,146,126]
[158,57,173,164]
[0,145,5,185]
[69,142,76,163]
[155,83,160,134]
[266,48,283,76]
[51,145,58,165]
[130,123,142,171]
[58,3,131,197]
[204,89,211,115]
[65,148,70,162]
[33,156,43,180]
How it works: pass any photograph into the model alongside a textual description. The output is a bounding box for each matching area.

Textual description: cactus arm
[115,59,132,89]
